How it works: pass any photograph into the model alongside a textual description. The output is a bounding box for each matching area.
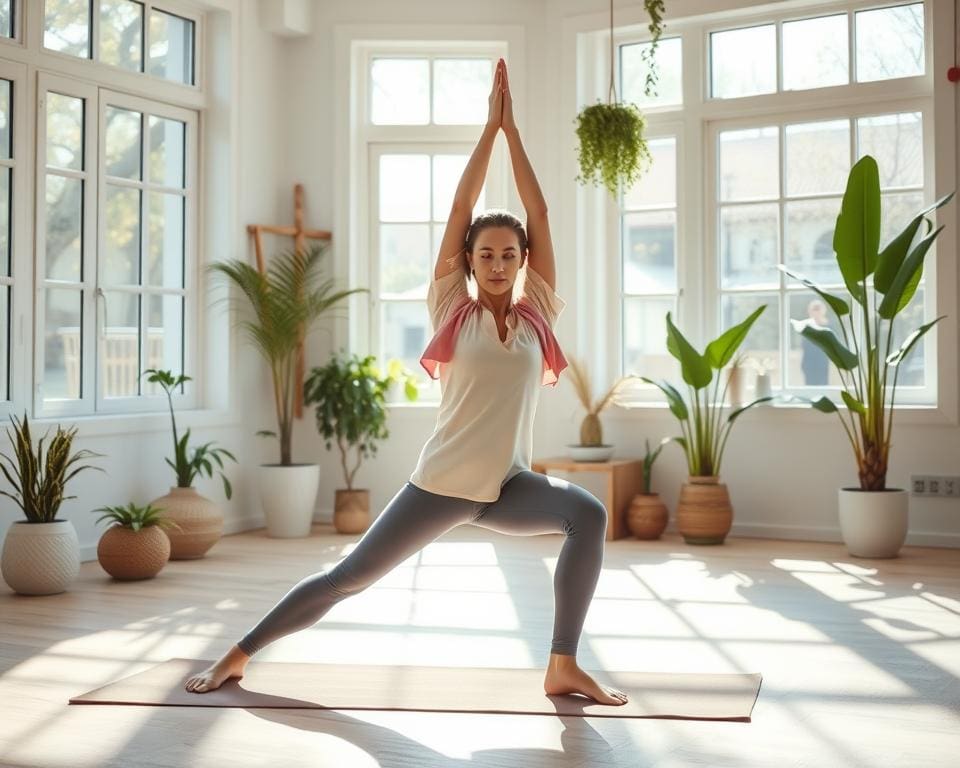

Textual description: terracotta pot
[149,487,223,560]
[677,476,732,545]
[838,488,908,558]
[97,524,171,580]
[1,519,81,595]
[627,493,668,539]
[334,489,370,534]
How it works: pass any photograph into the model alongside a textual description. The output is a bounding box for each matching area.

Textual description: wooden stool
[530,457,643,541]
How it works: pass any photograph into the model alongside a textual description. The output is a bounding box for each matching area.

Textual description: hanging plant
[641,0,667,97]
[575,0,663,196]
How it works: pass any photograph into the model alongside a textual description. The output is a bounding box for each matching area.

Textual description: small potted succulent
[304,351,418,534]
[93,502,181,581]
[566,356,631,462]
[0,413,102,595]
[627,438,670,539]
[144,369,236,560]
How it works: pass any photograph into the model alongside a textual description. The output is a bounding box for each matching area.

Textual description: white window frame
[338,30,524,409]
[571,0,956,423]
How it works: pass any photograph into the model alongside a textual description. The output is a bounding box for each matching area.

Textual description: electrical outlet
[929,477,941,494]
[910,475,960,497]
[911,475,927,494]
[941,476,960,497]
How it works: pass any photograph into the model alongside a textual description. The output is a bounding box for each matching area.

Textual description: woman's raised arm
[434,60,505,280]
[501,62,556,289]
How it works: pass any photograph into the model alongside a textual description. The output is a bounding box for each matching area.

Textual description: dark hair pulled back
[462,210,528,281]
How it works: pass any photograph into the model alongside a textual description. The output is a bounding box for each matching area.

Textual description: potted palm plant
[780,154,954,558]
[304,352,418,534]
[0,413,102,595]
[639,309,772,544]
[209,244,368,537]
[93,502,181,581]
[565,356,631,461]
[143,369,236,559]
[627,438,670,539]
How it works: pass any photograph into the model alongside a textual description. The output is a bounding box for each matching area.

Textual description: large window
[0,67,13,401]
[613,1,936,406]
[363,51,506,402]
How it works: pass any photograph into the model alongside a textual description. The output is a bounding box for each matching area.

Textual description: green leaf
[810,396,838,413]
[222,473,233,500]
[776,265,850,316]
[833,155,881,301]
[727,396,773,423]
[795,323,859,370]
[877,225,944,319]
[705,305,766,369]
[665,312,712,389]
[640,377,688,420]
[876,191,955,294]
[886,316,944,366]
[840,390,866,415]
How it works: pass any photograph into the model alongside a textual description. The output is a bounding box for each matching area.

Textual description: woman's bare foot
[543,652,628,706]
[184,645,250,694]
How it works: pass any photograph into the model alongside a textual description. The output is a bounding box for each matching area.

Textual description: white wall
[264,0,960,549]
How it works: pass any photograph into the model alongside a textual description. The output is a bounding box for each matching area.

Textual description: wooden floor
[1,523,958,768]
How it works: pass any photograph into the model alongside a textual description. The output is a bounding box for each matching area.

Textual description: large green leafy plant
[779,154,953,490]
[303,352,418,490]
[209,244,367,466]
[0,413,102,523]
[640,310,772,477]
[142,369,236,498]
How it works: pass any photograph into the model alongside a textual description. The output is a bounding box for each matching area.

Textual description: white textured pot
[838,488,908,558]
[1,520,81,595]
[258,464,320,538]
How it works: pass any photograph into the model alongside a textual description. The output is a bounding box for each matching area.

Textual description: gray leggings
[236,470,608,658]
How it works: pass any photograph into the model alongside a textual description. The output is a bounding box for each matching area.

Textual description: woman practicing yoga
[185,58,628,706]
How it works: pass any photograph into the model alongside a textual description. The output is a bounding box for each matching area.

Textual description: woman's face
[468,227,525,296]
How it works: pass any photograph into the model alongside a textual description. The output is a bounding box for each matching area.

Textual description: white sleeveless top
[409,252,566,502]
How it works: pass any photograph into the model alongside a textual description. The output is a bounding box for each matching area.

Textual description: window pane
[721,293,781,388]
[623,210,676,293]
[432,155,486,221]
[433,59,491,125]
[0,168,8,276]
[102,290,139,397]
[782,14,848,91]
[145,294,183,382]
[148,192,183,288]
[100,0,143,72]
[0,287,7,399]
[623,297,675,381]
[45,174,83,281]
[856,4,924,82]
[890,287,926,387]
[380,224,429,298]
[881,191,924,250]
[785,120,850,196]
[105,106,142,180]
[710,25,776,98]
[44,0,91,58]
[621,36,683,108]
[719,127,778,202]
[44,288,82,400]
[104,185,140,285]
[381,301,429,384]
[46,93,84,171]
[148,116,185,188]
[0,0,11,38]
[623,137,676,209]
[0,80,10,159]
[149,9,195,85]
[380,155,429,222]
[787,291,846,387]
[784,198,842,286]
[719,204,779,289]
[371,59,429,125]
[857,113,922,189]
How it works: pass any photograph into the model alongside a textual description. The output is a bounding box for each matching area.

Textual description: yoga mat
[70,659,761,720]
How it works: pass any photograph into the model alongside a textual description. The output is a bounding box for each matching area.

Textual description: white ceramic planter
[838,488,908,558]
[258,464,320,538]
[1,520,81,595]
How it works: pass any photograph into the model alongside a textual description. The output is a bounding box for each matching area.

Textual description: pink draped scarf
[420,295,568,387]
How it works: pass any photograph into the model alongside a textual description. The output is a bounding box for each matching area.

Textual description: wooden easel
[247,184,332,417]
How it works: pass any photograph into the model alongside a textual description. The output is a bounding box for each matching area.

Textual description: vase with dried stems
[565,357,631,462]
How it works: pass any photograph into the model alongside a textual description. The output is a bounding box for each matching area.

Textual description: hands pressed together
[486,57,517,133]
